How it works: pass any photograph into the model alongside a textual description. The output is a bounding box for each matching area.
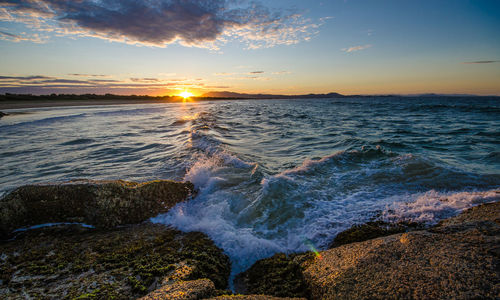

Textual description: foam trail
[383,189,500,224]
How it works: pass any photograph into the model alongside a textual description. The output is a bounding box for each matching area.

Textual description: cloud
[462,60,499,64]
[68,74,109,77]
[213,72,234,76]
[0,75,53,80]
[0,0,324,50]
[342,44,372,53]
[0,74,202,90]
[130,78,160,83]
[272,71,291,75]
[0,29,47,42]
[249,71,264,74]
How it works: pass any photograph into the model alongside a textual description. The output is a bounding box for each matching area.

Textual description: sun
[179,90,194,99]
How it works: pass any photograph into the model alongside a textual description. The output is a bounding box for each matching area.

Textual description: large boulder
[0,179,195,239]
[0,223,231,299]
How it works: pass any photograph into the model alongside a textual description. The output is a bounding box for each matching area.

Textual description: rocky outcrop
[140,279,217,300]
[237,201,500,299]
[328,221,423,248]
[0,223,230,299]
[210,296,307,300]
[0,111,7,118]
[234,253,313,299]
[0,179,195,239]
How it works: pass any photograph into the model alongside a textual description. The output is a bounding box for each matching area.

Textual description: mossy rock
[0,179,195,239]
[329,221,423,248]
[234,253,314,299]
[0,223,230,299]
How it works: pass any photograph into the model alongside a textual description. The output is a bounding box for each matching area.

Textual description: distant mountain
[200,91,345,99]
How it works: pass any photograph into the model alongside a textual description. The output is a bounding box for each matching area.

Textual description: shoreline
[1,181,498,299]
[0,99,180,110]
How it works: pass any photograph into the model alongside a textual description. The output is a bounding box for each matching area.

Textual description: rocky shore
[236,200,500,299]
[1,181,498,299]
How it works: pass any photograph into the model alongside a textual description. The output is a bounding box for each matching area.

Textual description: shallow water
[1,97,499,278]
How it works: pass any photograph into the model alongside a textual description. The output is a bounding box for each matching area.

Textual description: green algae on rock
[234,253,314,299]
[0,179,195,239]
[0,223,230,299]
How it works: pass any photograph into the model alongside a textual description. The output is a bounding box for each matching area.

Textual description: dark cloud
[0,0,323,49]
[0,75,53,80]
[68,74,109,77]
[42,79,95,84]
[0,73,208,95]
[0,30,20,38]
[249,71,264,74]
[463,60,499,64]
[131,78,160,83]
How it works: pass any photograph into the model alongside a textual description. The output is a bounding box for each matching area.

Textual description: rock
[234,253,313,299]
[301,202,500,299]
[0,111,7,118]
[328,221,423,248]
[0,223,230,299]
[237,202,499,299]
[0,179,195,239]
[210,296,307,300]
[437,200,500,227]
[140,279,216,300]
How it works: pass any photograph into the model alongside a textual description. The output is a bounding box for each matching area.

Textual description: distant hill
[201,91,345,99]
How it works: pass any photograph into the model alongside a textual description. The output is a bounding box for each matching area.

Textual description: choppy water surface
[1,97,499,278]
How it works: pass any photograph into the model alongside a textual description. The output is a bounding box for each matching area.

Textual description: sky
[0,0,499,96]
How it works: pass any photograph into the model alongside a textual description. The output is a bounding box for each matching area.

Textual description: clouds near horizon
[462,60,499,64]
[342,44,372,53]
[0,0,325,50]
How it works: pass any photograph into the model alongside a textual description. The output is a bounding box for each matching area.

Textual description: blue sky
[0,0,499,95]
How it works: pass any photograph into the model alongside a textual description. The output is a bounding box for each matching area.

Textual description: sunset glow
[179,91,194,99]
[0,0,498,96]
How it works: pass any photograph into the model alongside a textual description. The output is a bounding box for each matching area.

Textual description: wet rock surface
[0,223,230,299]
[0,179,195,239]
[234,253,313,299]
[328,221,423,248]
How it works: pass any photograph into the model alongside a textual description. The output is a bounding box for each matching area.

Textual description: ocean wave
[92,107,165,117]
[155,144,500,279]
[0,113,87,129]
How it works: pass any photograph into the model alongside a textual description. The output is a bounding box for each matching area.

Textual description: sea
[1,96,499,279]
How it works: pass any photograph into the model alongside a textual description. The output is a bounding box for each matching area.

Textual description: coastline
[1,181,498,299]
[0,99,179,110]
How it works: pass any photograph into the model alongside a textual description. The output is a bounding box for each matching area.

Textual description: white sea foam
[383,189,500,224]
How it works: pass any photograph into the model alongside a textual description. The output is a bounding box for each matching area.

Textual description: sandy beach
[0,99,177,110]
